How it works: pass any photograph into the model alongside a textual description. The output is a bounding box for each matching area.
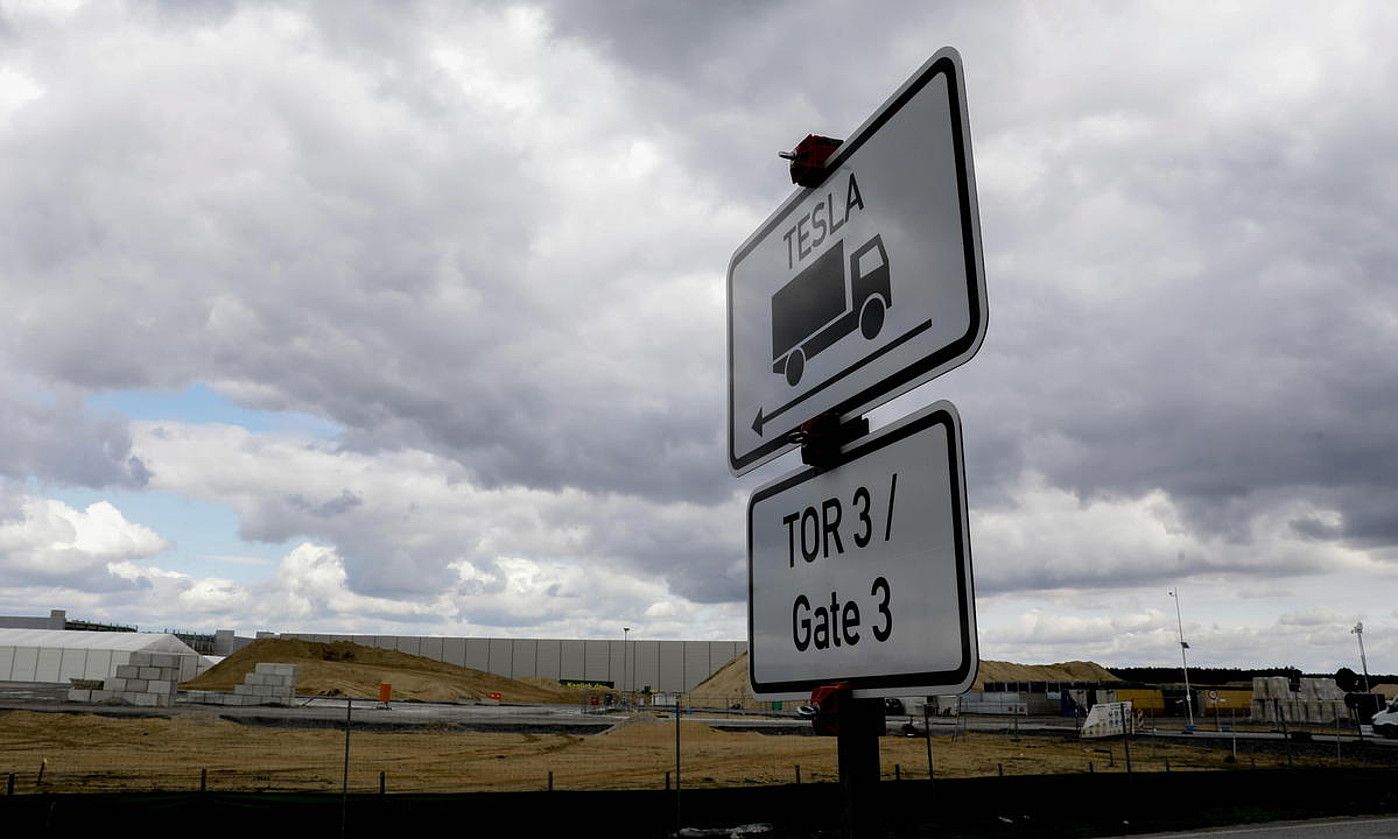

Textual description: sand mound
[974,660,1120,688]
[182,638,577,704]
[687,653,1121,707]
[689,653,753,708]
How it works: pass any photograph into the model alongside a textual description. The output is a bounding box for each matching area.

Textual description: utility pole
[1169,588,1194,728]
[1352,622,1371,693]
[622,626,630,704]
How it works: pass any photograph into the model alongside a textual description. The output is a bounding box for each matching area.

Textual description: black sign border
[746,403,976,697]
[727,50,986,474]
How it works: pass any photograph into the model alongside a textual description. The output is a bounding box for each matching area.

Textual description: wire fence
[0,695,1389,796]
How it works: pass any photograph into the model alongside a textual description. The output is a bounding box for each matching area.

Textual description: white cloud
[0,67,43,123]
[129,420,746,606]
[972,472,1378,594]
[0,491,167,583]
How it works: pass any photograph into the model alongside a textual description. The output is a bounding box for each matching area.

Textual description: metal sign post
[730,47,985,839]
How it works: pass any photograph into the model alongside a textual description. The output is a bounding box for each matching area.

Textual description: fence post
[894,764,901,781]
[1088,762,1093,774]
[200,767,207,792]
[340,697,351,839]
[795,765,800,785]
[1120,704,1132,775]
[547,770,553,791]
[924,702,935,787]
[379,771,386,795]
[1335,701,1343,766]
[674,697,682,834]
[1276,698,1293,767]
[997,763,1003,777]
[7,773,15,795]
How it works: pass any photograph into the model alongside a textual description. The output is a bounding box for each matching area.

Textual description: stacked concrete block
[182,689,234,706]
[1248,677,1347,723]
[67,651,182,707]
[1297,679,1346,724]
[1298,678,1345,702]
[234,662,297,705]
[182,662,297,706]
[1250,676,1293,722]
[1252,698,1304,723]
[66,678,116,704]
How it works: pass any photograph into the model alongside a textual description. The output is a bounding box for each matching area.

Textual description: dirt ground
[184,638,584,704]
[0,707,1381,795]
[6,641,1383,795]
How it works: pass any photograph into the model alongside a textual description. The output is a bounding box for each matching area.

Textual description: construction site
[1,629,1396,837]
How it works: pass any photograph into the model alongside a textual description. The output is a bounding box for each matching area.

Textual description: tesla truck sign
[727,47,987,476]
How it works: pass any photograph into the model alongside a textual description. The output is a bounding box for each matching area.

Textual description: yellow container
[1114,688,1165,713]
[1202,689,1251,711]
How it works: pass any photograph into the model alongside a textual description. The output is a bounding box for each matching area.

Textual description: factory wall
[0,610,67,630]
[284,633,746,694]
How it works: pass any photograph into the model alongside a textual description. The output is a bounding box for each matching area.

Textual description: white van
[1374,697,1398,739]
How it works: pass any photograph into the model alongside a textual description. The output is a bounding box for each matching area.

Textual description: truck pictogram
[771,234,891,386]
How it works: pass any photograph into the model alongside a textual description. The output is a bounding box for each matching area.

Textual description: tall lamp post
[1352,622,1371,693]
[1169,588,1194,728]
[623,627,631,705]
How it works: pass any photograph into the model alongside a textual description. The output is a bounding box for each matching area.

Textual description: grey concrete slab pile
[1249,697,1344,723]
[184,662,298,707]
[1298,677,1345,702]
[1252,676,1292,700]
[68,651,182,707]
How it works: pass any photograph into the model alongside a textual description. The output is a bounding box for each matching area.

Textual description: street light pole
[1352,622,1371,693]
[623,627,631,705]
[1169,588,1194,728]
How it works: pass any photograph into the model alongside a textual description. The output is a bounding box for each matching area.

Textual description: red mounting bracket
[779,134,843,187]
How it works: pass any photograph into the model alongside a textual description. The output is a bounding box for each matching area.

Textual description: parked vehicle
[1373,698,1398,739]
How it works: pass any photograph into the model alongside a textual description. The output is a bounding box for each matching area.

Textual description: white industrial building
[0,608,744,694]
[285,632,746,694]
[0,628,207,684]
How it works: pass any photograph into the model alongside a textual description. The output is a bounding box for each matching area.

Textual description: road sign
[746,401,977,700]
[727,47,987,476]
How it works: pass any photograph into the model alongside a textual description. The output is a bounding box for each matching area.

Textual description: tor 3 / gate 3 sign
[727,48,987,476]
[746,402,977,699]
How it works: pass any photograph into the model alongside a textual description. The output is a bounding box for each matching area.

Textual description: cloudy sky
[1,0,1394,673]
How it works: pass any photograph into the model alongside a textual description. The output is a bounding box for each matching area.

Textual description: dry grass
[0,708,1368,795]
[7,641,1370,795]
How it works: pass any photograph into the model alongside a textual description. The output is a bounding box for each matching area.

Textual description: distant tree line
[1107,666,1396,689]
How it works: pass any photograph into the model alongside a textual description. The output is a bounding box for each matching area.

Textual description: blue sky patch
[48,487,295,584]
[88,383,342,439]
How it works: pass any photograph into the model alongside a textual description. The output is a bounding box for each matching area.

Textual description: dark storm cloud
[4,0,1398,622]
[948,28,1398,558]
[0,1,740,505]
[286,489,363,518]
[0,384,149,488]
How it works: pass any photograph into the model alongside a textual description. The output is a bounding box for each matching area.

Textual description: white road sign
[727,47,987,476]
[747,401,977,700]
